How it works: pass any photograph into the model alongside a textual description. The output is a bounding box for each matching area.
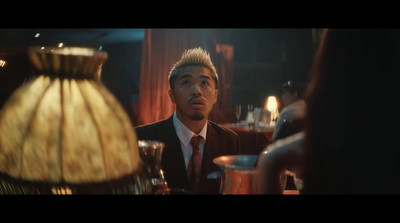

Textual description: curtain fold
[136,29,233,126]
[214,44,234,111]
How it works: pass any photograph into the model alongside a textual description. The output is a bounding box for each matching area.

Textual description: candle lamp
[265,96,279,126]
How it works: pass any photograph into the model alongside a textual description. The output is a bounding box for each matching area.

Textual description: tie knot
[190,135,202,150]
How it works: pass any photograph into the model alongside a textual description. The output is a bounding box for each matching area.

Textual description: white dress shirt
[172,112,207,169]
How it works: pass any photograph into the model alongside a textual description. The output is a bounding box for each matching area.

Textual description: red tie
[187,135,202,193]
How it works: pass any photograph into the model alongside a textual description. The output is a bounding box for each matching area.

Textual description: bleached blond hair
[168,47,219,89]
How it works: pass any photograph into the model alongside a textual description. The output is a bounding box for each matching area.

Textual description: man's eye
[202,81,210,86]
[182,80,191,86]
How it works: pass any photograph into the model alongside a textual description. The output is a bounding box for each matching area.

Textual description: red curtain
[136,29,233,126]
[214,44,234,110]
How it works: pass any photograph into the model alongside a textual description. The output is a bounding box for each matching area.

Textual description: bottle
[246,104,255,130]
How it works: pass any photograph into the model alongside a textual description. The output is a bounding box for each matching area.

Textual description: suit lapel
[203,122,224,163]
[201,122,223,182]
[160,116,189,189]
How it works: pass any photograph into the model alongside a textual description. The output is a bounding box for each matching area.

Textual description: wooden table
[220,123,274,155]
[283,190,300,195]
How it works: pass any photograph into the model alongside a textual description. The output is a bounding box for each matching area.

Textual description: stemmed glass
[235,104,241,126]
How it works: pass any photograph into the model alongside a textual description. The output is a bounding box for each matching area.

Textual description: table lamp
[0,47,150,194]
[265,96,279,126]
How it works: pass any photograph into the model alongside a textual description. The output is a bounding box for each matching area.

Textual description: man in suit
[135,47,240,194]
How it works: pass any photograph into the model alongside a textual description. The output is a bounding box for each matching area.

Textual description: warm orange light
[51,186,72,195]
[265,96,278,111]
[0,60,6,67]
[264,96,279,111]
[264,96,280,125]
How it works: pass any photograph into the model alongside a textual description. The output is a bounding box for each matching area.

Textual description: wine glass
[235,104,241,126]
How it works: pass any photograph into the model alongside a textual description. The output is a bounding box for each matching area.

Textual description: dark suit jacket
[134,115,240,194]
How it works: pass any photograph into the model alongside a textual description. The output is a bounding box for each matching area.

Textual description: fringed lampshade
[0,47,149,194]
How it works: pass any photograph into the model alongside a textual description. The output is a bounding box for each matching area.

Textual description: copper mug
[212,155,259,194]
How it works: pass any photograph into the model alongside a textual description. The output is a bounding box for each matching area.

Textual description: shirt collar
[173,112,207,147]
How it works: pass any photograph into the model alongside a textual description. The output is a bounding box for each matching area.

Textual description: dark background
[0,28,317,122]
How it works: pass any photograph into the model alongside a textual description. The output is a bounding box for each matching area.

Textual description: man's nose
[191,83,202,95]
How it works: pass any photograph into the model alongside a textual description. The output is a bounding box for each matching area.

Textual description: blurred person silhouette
[135,47,240,194]
[302,28,400,194]
[272,79,306,141]
[258,28,400,194]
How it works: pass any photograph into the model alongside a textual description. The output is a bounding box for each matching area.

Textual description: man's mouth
[189,98,205,108]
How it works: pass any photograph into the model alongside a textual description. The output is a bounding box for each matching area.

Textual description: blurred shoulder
[267,131,305,153]
[208,121,239,139]
[134,117,172,138]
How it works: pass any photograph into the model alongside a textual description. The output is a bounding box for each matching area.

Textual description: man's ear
[213,89,218,104]
[168,89,176,103]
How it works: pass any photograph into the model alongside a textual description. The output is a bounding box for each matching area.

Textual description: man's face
[168,65,218,122]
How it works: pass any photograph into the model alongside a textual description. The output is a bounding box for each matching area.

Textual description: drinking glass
[292,168,304,194]
[286,168,303,194]
[235,104,241,126]
[138,140,168,193]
